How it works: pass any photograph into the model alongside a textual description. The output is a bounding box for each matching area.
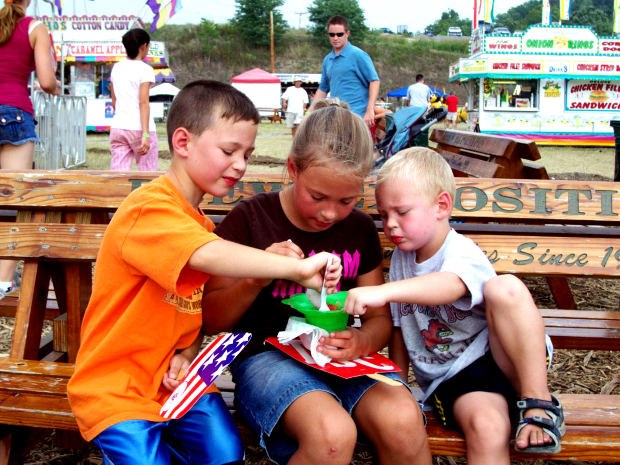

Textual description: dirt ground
[3,166,618,465]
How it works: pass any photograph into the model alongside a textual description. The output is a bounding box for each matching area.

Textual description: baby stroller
[374,105,447,169]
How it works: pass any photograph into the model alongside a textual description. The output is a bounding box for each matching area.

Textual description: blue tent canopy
[387,86,407,98]
[386,85,444,99]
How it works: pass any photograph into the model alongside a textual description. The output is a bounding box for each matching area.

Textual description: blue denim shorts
[93,393,243,465]
[0,105,39,145]
[230,350,409,464]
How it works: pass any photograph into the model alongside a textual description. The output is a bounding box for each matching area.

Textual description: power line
[295,11,308,29]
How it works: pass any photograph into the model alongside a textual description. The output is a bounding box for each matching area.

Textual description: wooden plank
[379,233,620,277]
[0,296,60,321]
[431,129,517,159]
[0,392,77,430]
[0,223,105,261]
[543,315,620,330]
[435,149,500,178]
[545,327,620,350]
[540,309,620,321]
[1,171,620,225]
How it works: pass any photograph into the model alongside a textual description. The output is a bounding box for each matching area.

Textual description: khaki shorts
[285,111,303,128]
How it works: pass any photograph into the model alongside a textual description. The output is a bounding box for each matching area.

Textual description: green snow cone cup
[282,291,349,332]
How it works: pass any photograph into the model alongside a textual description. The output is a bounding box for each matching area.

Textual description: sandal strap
[516,395,562,417]
[518,415,557,432]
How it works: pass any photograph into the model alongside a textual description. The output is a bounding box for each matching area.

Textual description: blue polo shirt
[319,42,379,117]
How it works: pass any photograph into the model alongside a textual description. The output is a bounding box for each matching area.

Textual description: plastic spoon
[305,256,332,311]
[318,256,332,312]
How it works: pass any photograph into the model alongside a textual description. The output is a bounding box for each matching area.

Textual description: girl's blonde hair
[289,104,373,179]
[0,0,25,45]
[377,147,456,201]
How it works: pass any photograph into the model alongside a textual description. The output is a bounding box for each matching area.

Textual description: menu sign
[567,80,620,110]
[521,26,599,55]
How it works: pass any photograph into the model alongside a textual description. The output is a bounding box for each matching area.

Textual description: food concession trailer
[449,24,620,146]
[40,15,172,132]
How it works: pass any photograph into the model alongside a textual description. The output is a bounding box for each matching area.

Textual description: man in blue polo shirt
[309,15,380,128]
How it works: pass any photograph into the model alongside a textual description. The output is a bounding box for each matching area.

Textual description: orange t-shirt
[68,176,220,441]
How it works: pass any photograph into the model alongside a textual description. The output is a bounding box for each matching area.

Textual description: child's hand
[344,285,387,316]
[162,353,191,391]
[316,328,366,361]
[299,252,341,291]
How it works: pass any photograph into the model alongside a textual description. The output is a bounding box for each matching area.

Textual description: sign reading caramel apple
[567,79,620,110]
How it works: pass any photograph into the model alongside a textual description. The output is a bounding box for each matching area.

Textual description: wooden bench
[430,128,550,179]
[0,170,618,463]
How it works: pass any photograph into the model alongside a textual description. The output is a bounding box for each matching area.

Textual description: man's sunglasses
[328,32,345,37]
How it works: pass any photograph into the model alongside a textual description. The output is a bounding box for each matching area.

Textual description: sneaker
[0,281,14,300]
[545,334,554,371]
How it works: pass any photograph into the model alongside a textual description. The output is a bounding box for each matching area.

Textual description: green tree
[494,0,613,36]
[493,1,542,33]
[562,0,613,36]
[231,0,287,47]
[197,20,219,61]
[426,9,471,36]
[307,0,368,45]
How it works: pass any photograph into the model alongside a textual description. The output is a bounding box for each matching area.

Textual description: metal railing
[33,92,87,170]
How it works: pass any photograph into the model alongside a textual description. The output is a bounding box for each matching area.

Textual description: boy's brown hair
[166,80,259,151]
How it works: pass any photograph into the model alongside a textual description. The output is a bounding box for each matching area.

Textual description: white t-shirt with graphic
[390,228,496,401]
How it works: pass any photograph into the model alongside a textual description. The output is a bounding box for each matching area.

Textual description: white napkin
[277,316,332,367]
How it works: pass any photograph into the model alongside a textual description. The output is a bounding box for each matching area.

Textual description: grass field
[82,122,617,180]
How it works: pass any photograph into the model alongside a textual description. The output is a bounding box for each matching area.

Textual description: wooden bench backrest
[430,129,549,179]
[0,171,619,279]
[1,171,617,224]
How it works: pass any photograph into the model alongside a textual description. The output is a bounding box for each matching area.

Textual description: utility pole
[270,11,275,73]
[295,11,308,29]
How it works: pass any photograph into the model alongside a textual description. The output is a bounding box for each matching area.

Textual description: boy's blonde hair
[166,80,259,151]
[289,104,373,179]
[377,147,456,202]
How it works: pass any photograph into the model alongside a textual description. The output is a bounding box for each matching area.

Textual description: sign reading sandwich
[567,79,620,110]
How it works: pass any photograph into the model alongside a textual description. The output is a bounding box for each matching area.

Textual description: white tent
[149,83,180,122]
[150,83,180,98]
[231,68,281,117]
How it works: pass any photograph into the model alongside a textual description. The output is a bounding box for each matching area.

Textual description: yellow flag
[560,0,571,21]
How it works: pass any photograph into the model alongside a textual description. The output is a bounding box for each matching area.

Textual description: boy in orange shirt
[68,80,341,465]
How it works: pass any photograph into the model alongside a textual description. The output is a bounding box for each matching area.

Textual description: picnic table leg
[63,262,91,362]
[9,260,51,360]
[546,276,576,310]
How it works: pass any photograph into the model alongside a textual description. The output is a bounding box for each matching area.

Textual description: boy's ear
[171,128,191,159]
[436,191,453,219]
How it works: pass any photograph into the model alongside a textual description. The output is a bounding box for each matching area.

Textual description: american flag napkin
[160,332,252,419]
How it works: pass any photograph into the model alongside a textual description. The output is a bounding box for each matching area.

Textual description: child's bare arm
[344,271,467,316]
[318,265,392,361]
[202,240,305,334]
[389,328,410,382]
[188,239,340,292]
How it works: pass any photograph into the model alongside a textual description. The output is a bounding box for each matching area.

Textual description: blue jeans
[0,105,38,145]
[231,350,408,464]
[93,393,244,465]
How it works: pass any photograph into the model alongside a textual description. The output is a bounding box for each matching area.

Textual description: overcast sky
[29,0,527,34]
